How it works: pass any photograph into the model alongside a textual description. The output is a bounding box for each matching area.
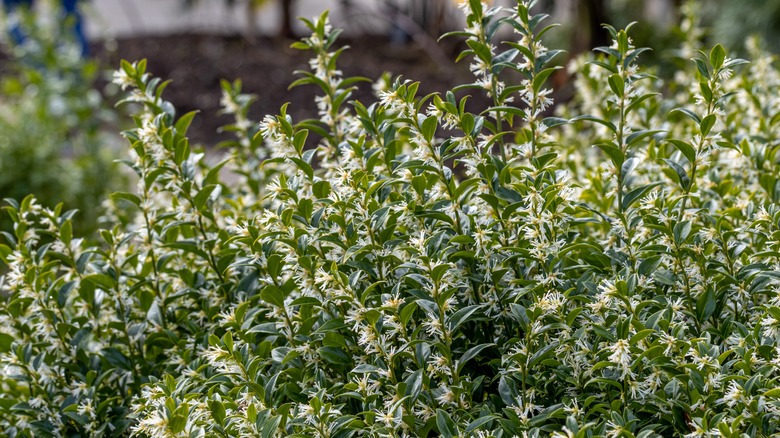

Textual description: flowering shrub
[4,1,780,436]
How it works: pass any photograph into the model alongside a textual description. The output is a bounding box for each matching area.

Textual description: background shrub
[0,7,120,236]
[3,1,780,437]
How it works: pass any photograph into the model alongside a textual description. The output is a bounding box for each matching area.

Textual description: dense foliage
[3,1,780,436]
[0,8,119,235]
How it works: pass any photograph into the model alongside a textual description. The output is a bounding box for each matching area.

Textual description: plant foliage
[3,1,780,437]
[0,7,119,235]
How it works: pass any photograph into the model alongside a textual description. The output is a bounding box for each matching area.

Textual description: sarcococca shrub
[3,1,780,436]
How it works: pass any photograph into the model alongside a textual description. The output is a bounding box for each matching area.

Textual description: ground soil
[92,33,488,147]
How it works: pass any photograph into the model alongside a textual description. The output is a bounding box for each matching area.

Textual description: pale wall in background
[84,0,423,39]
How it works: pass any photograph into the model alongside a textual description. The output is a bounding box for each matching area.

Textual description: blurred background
[0,0,778,235]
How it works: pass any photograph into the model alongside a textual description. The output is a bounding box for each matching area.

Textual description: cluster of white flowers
[8,2,780,437]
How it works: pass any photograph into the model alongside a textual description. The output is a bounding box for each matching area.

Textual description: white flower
[718,381,743,407]
[112,68,134,90]
[607,339,634,378]
[435,385,456,406]
[552,427,576,438]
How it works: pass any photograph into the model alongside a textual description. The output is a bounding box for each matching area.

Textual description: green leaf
[450,234,475,245]
[260,285,285,308]
[492,49,520,67]
[464,415,499,435]
[617,29,629,53]
[498,375,519,405]
[174,138,190,165]
[666,139,696,163]
[589,60,618,74]
[0,333,14,353]
[412,175,428,198]
[692,58,710,79]
[529,341,559,367]
[352,364,382,374]
[671,108,701,124]
[430,263,451,284]
[57,281,77,307]
[491,48,519,74]
[313,181,331,199]
[83,274,115,290]
[293,129,309,154]
[267,254,285,279]
[638,255,663,277]
[653,269,677,286]
[700,114,717,137]
[318,347,352,366]
[405,369,423,401]
[169,412,187,433]
[723,58,749,69]
[453,178,481,202]
[662,158,691,190]
[194,184,219,210]
[457,343,495,374]
[596,142,625,168]
[436,409,458,438]
[175,110,198,135]
[209,399,226,425]
[622,182,662,211]
[591,361,615,373]
[466,39,492,64]
[421,115,438,143]
[709,44,726,70]
[608,74,624,98]
[447,305,483,331]
[624,47,651,68]
[165,241,208,259]
[629,329,654,345]
[110,192,141,208]
[289,157,314,180]
[764,388,780,398]
[542,116,568,128]
[468,0,482,17]
[626,92,660,115]
[60,220,72,246]
[222,331,234,353]
[621,157,640,181]
[699,81,712,103]
[0,244,10,265]
[696,288,716,322]
[626,129,664,147]
[570,114,617,133]
[673,221,691,244]
[532,67,561,93]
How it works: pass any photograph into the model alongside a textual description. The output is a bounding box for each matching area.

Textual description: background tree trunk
[584,0,610,51]
[279,0,295,39]
[245,0,258,43]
